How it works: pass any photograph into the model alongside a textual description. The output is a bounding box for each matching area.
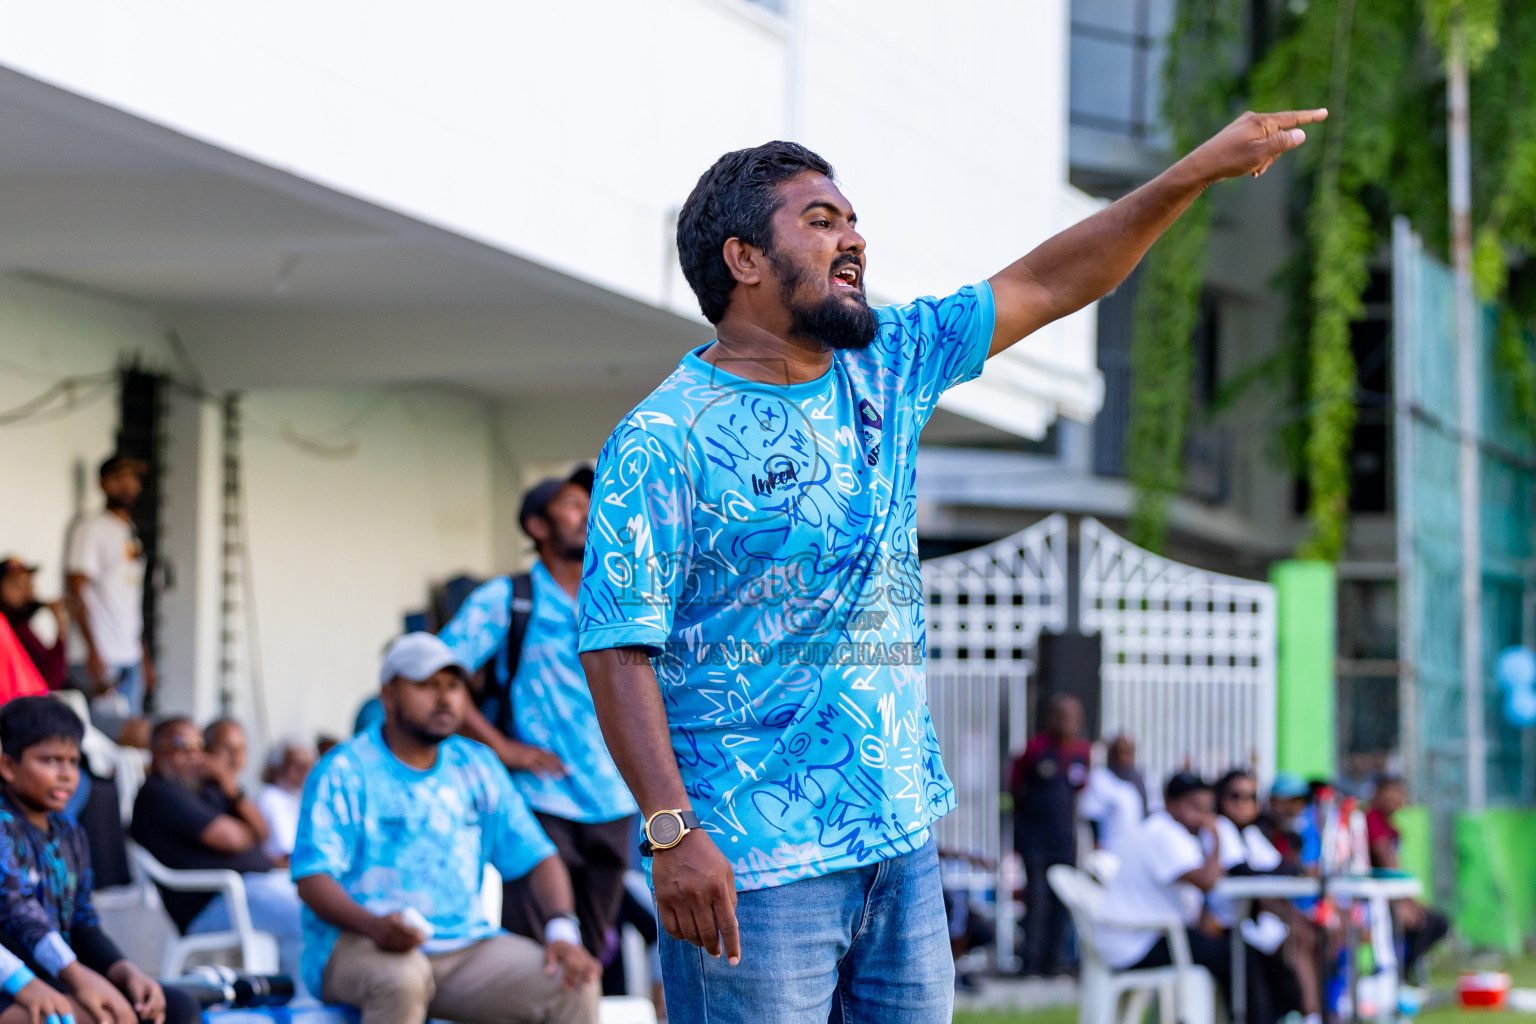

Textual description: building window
[1069,0,1167,141]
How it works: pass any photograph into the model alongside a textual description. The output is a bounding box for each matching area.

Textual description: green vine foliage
[1125,0,1243,552]
[1127,206,1209,549]
[1135,0,1536,556]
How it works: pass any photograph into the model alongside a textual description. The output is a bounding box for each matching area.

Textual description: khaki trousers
[322,931,599,1024]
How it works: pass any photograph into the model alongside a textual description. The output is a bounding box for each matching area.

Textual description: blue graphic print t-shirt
[578,282,995,891]
[291,727,555,995]
[440,562,638,823]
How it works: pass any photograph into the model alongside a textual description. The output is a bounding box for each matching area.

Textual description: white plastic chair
[1047,864,1215,1024]
[128,845,279,977]
[1084,848,1122,886]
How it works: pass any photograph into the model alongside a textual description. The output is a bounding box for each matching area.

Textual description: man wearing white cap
[292,633,600,1024]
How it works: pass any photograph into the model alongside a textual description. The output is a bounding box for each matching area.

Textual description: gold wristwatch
[640,808,700,856]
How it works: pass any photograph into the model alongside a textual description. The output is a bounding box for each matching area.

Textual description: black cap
[518,464,593,537]
[1164,770,1211,804]
[0,557,38,582]
[98,452,147,479]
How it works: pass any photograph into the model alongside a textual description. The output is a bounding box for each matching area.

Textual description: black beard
[771,253,879,351]
[400,717,453,747]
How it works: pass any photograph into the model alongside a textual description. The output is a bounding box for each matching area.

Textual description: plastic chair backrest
[1047,864,1104,953]
[1085,848,1122,886]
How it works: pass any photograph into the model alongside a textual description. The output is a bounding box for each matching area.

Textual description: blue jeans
[187,871,308,998]
[658,838,953,1024]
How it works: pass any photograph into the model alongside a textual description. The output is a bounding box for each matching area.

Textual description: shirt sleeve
[1242,825,1284,873]
[1077,770,1110,822]
[476,749,556,882]
[1147,817,1206,886]
[874,281,995,424]
[65,518,99,579]
[150,784,222,845]
[291,754,360,883]
[438,577,513,672]
[577,424,694,656]
[0,819,76,975]
[1215,817,1247,870]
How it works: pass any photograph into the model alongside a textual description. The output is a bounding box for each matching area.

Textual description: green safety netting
[1395,221,1536,924]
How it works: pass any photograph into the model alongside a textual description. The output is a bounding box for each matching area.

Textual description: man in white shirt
[66,454,152,735]
[1095,772,1276,1024]
[1078,734,1154,853]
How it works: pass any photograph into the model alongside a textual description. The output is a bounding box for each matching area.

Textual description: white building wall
[0,0,1080,323]
[238,386,497,742]
[0,278,170,597]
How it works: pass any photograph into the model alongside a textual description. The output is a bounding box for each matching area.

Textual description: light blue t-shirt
[577,283,995,892]
[440,562,638,823]
[290,727,555,995]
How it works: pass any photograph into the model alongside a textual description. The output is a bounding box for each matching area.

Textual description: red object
[1458,972,1511,1008]
[0,617,48,704]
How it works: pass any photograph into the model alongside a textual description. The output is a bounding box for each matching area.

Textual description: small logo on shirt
[751,456,799,497]
[858,399,883,429]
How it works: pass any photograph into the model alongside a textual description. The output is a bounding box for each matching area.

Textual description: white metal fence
[1079,518,1277,785]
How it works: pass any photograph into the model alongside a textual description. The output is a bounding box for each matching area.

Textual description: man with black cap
[65,454,152,731]
[439,467,638,960]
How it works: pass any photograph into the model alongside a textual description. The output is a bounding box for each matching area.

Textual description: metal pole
[1449,19,1486,812]
[784,0,807,140]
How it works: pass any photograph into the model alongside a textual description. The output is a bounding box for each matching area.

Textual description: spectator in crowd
[440,468,638,959]
[129,718,304,991]
[1010,694,1091,976]
[197,718,273,856]
[66,455,153,737]
[1078,733,1152,853]
[1365,775,1447,980]
[0,560,67,691]
[1214,769,1316,1024]
[293,632,599,1024]
[0,697,197,1024]
[254,739,315,867]
[1258,773,1313,870]
[1095,772,1276,1024]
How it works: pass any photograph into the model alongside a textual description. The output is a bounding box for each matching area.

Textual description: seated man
[1095,772,1276,1024]
[254,739,315,867]
[0,697,197,1024]
[293,633,599,1024]
[1365,775,1447,981]
[128,717,304,991]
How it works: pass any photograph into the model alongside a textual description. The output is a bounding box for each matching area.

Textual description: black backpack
[478,573,534,737]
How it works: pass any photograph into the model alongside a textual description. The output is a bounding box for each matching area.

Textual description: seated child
[0,697,197,1024]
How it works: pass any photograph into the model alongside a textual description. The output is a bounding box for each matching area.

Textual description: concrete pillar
[156,388,223,723]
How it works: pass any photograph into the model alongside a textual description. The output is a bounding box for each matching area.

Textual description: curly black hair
[676,142,834,324]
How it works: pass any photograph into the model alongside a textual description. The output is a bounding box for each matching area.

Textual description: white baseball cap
[379,632,470,686]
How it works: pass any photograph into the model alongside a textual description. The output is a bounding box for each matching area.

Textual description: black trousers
[159,984,201,1024]
[1133,930,1278,1024]
[1402,907,1449,980]
[1020,849,1074,974]
[502,812,634,958]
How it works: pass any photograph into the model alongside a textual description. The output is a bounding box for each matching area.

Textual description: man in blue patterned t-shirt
[580,115,1326,1023]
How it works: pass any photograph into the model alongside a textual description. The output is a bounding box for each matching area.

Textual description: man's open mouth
[832,263,862,291]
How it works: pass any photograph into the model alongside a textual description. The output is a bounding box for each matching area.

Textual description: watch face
[650,812,683,847]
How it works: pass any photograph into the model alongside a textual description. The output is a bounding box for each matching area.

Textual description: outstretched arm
[987,108,1328,355]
